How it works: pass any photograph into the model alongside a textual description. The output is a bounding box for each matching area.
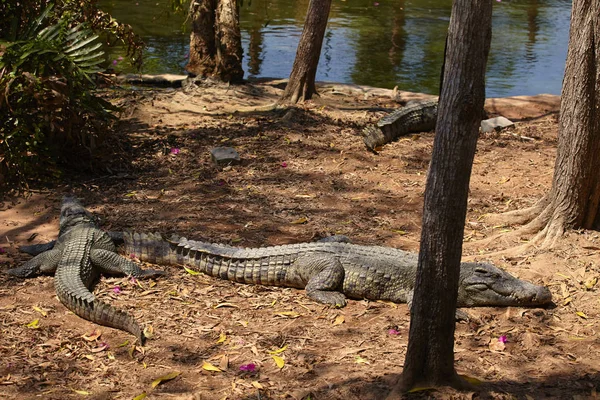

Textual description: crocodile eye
[475,267,489,275]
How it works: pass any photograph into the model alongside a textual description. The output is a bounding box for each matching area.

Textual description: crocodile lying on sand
[122,231,552,310]
[362,99,438,151]
[7,197,164,344]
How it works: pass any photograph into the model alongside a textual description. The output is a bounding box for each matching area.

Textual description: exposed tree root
[386,372,474,399]
[466,195,566,257]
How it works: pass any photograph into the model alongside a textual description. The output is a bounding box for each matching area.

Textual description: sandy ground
[0,80,598,399]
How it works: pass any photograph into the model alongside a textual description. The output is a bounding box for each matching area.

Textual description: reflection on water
[99,0,571,97]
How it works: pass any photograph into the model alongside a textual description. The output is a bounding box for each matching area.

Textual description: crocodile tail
[55,281,145,345]
[123,231,179,265]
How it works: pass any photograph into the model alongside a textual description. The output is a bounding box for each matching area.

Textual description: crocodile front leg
[293,254,347,307]
[6,249,62,278]
[20,232,124,256]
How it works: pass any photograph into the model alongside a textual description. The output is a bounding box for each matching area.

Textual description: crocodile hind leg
[294,254,347,307]
[6,249,62,278]
[19,241,57,256]
[90,249,165,278]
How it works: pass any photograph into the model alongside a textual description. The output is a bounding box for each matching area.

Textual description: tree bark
[484,0,600,248]
[186,0,243,83]
[280,0,332,103]
[186,0,217,77]
[215,0,244,82]
[390,0,492,394]
[546,0,600,230]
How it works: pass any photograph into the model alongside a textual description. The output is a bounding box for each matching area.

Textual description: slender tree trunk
[280,0,332,103]
[186,0,243,83]
[389,0,492,394]
[186,0,217,77]
[485,0,600,247]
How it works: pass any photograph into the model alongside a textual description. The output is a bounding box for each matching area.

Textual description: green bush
[0,1,143,190]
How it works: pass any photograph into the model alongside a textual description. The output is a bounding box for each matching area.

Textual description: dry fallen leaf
[82,329,102,341]
[26,319,40,329]
[333,315,345,326]
[290,216,308,224]
[151,371,181,388]
[71,389,91,395]
[489,338,506,352]
[184,266,200,275]
[143,325,154,339]
[271,355,285,369]
[251,381,264,389]
[354,355,370,364]
[202,361,222,372]
[216,332,227,344]
[268,344,288,354]
[576,311,589,319]
[584,277,597,290]
[32,306,47,317]
[214,302,239,309]
[275,311,300,318]
[458,374,483,385]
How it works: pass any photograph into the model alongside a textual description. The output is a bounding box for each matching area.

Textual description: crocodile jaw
[457,262,552,307]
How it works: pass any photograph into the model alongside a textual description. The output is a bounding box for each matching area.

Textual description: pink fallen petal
[170,148,180,155]
[239,363,256,372]
[113,286,122,294]
[388,329,400,335]
[281,162,288,168]
[498,335,507,343]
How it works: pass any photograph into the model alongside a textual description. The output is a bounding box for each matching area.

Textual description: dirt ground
[1,79,598,400]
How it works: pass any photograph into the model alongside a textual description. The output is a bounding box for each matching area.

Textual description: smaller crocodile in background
[123,231,552,311]
[6,197,164,344]
[362,99,438,151]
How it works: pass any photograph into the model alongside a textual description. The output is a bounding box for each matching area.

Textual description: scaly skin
[7,197,163,344]
[363,99,438,151]
[123,232,552,309]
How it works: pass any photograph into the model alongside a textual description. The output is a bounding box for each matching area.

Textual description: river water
[99,0,571,97]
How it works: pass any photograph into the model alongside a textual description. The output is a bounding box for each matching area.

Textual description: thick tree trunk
[390,0,492,394]
[484,0,600,248]
[186,0,217,77]
[215,0,244,82]
[547,0,600,230]
[280,0,332,103]
[186,0,243,83]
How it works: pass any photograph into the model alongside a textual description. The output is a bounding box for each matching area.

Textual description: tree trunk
[280,0,332,103]
[186,0,217,77]
[215,0,244,82]
[545,0,600,230]
[389,0,492,394]
[486,0,600,247]
[186,0,243,83]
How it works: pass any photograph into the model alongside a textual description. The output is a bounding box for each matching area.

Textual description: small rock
[210,147,240,166]
[481,116,514,133]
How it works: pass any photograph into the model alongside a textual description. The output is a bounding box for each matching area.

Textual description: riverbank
[1,81,598,400]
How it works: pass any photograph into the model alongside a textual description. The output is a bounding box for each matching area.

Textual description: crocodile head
[58,196,97,235]
[457,262,552,307]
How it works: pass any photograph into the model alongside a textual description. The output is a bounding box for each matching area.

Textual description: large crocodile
[6,197,164,344]
[123,232,552,309]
